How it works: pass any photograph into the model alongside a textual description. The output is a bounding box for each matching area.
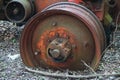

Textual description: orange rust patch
[36,27,76,68]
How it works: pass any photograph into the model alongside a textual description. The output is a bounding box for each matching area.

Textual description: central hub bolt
[50,49,60,58]
[47,38,72,62]
[13,8,19,15]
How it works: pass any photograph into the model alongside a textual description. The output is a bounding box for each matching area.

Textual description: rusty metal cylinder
[20,2,106,70]
[5,0,34,23]
[35,0,67,12]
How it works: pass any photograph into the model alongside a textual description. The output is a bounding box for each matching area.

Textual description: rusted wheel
[5,0,34,23]
[20,2,106,70]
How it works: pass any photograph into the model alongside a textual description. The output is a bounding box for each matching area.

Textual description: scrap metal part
[5,0,34,23]
[20,2,106,71]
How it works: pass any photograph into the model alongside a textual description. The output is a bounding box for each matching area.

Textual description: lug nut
[52,22,57,26]
[34,52,38,55]
[34,50,40,55]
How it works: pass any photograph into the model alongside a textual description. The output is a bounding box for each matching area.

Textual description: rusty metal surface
[35,0,67,12]
[43,2,106,50]
[91,1,105,21]
[68,0,83,4]
[5,0,33,23]
[20,2,106,70]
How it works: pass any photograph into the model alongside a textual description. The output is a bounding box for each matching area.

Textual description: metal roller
[5,0,34,23]
[20,2,106,70]
[35,0,67,12]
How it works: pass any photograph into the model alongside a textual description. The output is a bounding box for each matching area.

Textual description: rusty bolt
[51,49,60,58]
[52,22,57,26]
[34,50,40,55]
[34,52,38,55]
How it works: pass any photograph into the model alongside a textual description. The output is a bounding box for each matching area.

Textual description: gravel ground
[0,21,120,80]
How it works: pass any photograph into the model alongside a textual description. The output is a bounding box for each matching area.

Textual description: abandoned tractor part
[20,2,106,71]
[35,0,67,12]
[5,0,34,23]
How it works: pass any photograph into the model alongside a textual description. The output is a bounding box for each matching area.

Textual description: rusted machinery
[4,0,35,23]
[20,0,118,71]
[0,0,119,71]
[0,0,34,23]
[0,0,119,24]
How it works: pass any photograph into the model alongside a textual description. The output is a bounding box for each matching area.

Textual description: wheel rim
[20,2,106,70]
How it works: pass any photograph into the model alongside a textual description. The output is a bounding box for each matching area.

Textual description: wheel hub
[47,38,72,62]
[36,27,76,67]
